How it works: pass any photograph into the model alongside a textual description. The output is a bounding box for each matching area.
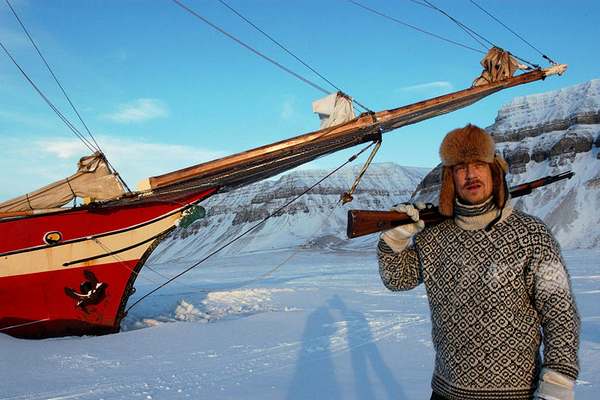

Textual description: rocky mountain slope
[151,163,429,260]
[413,79,600,248]
[153,79,600,263]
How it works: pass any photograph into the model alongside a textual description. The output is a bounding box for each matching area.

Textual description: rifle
[347,171,574,239]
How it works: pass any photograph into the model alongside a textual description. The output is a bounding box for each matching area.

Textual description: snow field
[1,249,598,399]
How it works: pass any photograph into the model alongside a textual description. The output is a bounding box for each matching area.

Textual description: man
[377,124,580,400]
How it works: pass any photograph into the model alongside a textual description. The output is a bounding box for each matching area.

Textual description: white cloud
[0,109,58,128]
[280,98,295,120]
[397,81,454,93]
[39,139,88,159]
[103,98,169,123]
[93,136,227,186]
[0,135,226,199]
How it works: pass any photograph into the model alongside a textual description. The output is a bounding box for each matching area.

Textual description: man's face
[452,161,494,205]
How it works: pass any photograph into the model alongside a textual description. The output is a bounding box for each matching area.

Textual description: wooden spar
[146,65,566,191]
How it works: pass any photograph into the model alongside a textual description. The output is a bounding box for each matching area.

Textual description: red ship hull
[0,188,216,339]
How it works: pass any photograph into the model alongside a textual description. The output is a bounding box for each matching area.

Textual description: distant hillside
[150,163,429,261]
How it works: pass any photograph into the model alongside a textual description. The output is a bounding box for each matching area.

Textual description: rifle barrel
[347,170,574,239]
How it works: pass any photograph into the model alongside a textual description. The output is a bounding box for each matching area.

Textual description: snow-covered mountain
[151,163,429,260]
[413,79,600,248]
[154,79,600,260]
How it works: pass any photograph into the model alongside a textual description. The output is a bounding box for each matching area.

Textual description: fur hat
[438,124,509,216]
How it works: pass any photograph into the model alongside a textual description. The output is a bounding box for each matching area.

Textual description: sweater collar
[454,196,513,231]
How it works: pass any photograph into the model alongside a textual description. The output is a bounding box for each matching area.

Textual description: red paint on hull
[0,188,217,339]
[0,189,216,254]
[0,260,136,338]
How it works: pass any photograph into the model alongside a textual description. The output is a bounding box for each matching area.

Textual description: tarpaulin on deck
[0,152,126,212]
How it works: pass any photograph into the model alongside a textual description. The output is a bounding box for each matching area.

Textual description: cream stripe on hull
[0,211,183,278]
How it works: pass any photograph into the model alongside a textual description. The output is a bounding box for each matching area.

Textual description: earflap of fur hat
[494,154,509,174]
[491,157,508,210]
[439,124,496,166]
[438,166,455,217]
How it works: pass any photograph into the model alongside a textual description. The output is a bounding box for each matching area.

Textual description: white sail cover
[0,152,126,213]
[312,92,355,129]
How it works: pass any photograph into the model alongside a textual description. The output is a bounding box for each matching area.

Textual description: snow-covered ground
[1,248,598,400]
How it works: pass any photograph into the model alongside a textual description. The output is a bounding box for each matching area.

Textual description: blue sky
[1,0,599,199]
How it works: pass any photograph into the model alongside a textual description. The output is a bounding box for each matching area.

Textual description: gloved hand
[533,368,575,400]
[381,202,425,252]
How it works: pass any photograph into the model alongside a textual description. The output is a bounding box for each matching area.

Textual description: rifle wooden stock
[347,171,574,239]
[347,206,447,239]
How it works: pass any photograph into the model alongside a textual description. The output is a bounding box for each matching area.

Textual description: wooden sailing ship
[0,2,567,339]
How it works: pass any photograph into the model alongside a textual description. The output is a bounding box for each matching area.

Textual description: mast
[141,65,566,194]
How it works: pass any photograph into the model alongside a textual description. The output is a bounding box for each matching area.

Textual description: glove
[381,202,425,253]
[533,368,575,400]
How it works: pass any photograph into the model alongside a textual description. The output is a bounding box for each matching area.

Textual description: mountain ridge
[151,163,429,261]
[413,79,600,248]
[152,79,600,264]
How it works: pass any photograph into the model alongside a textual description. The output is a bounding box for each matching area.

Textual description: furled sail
[0,152,126,213]
[141,64,566,195]
[312,92,355,129]
[472,47,528,87]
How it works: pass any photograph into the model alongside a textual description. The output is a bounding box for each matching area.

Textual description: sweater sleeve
[377,237,422,291]
[528,229,580,380]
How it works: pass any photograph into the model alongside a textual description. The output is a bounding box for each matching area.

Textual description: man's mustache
[463,179,483,189]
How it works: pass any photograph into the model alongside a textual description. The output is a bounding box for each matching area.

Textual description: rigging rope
[346,0,486,55]
[171,0,334,97]
[125,140,378,313]
[216,0,372,113]
[194,198,342,294]
[5,0,101,153]
[5,0,131,193]
[418,0,540,69]
[350,0,541,69]
[468,0,556,64]
[0,40,98,154]
[0,317,51,332]
[416,0,489,51]
[92,237,184,287]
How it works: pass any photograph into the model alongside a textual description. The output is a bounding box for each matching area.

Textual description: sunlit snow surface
[1,249,598,399]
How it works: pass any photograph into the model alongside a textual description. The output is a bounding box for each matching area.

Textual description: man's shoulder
[508,209,560,247]
[416,218,455,243]
[508,209,551,232]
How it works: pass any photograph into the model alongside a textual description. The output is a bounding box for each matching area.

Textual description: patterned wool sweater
[377,206,580,400]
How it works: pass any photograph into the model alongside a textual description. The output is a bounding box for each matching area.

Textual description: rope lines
[171,0,338,97]
[346,0,486,55]
[216,0,371,113]
[195,198,342,294]
[349,0,545,69]
[92,238,178,286]
[4,1,131,191]
[3,0,131,191]
[418,0,490,51]
[469,0,555,64]
[126,140,378,312]
[0,318,51,332]
[0,40,98,154]
[5,0,101,153]
[419,0,539,68]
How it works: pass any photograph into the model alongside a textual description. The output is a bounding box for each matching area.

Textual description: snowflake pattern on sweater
[377,209,580,400]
